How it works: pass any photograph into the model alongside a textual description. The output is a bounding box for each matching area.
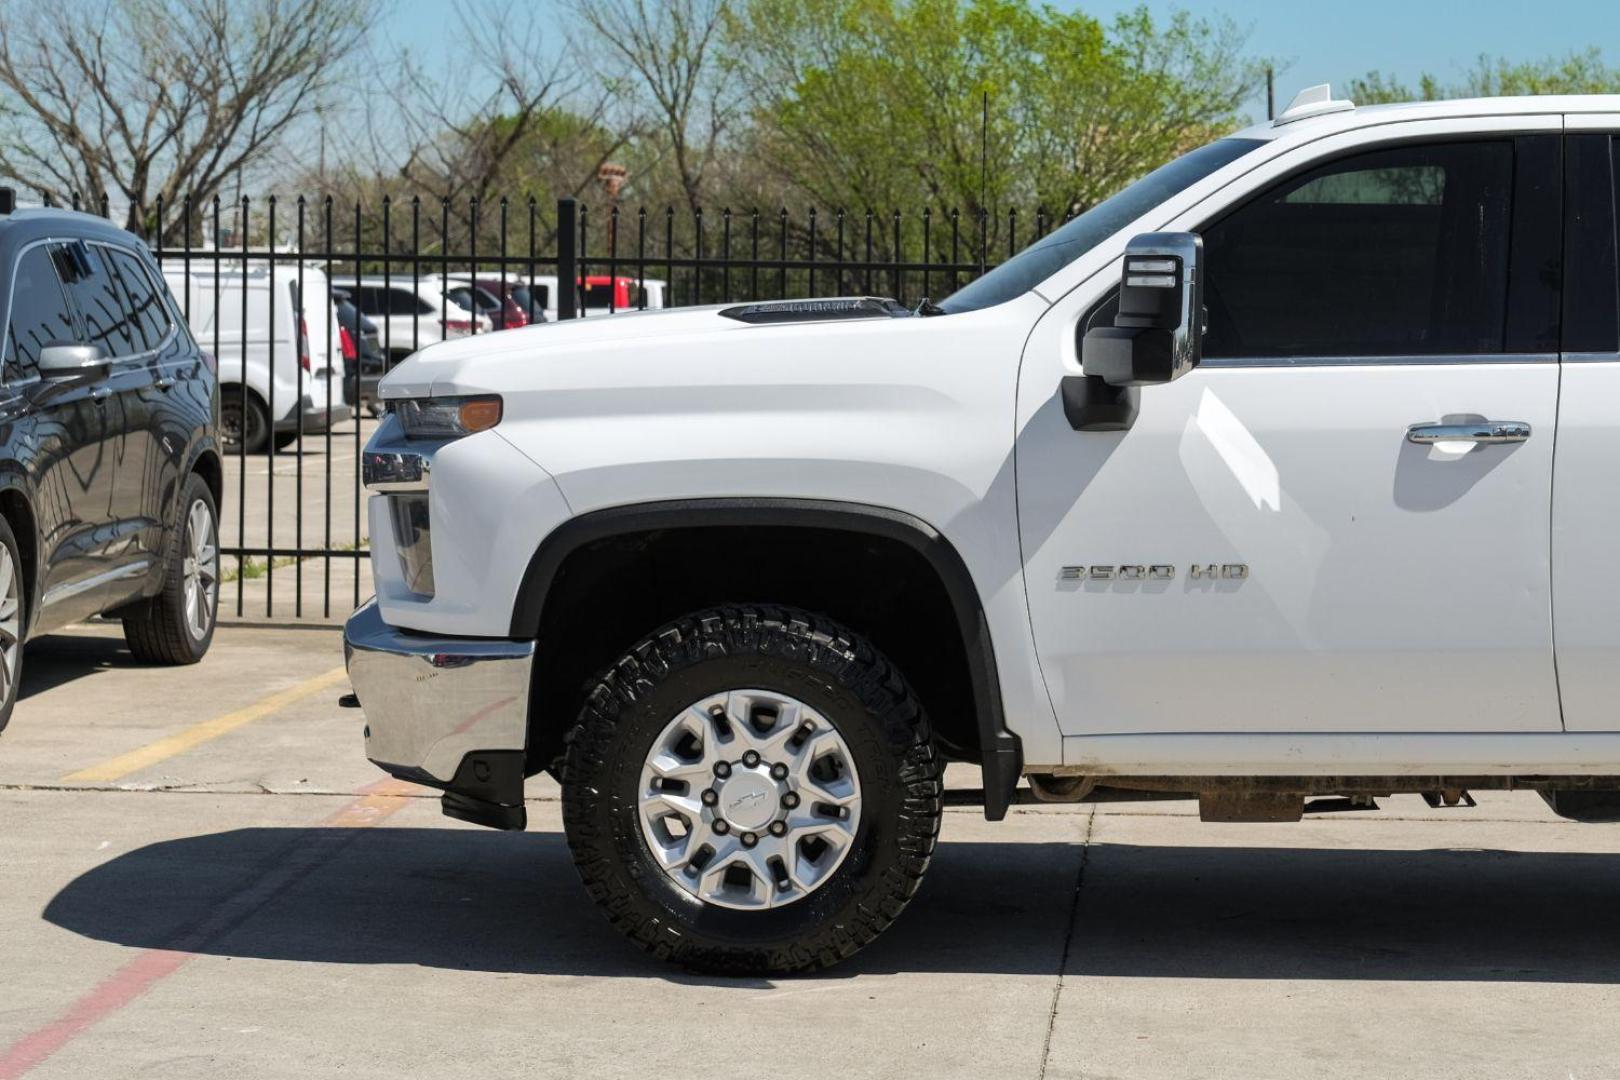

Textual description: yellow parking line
[62,666,350,784]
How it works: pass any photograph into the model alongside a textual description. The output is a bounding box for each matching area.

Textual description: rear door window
[55,241,142,358]
[514,283,548,316]
[349,285,380,316]
[388,288,431,315]
[104,246,171,351]
[1563,133,1620,353]
[4,245,78,381]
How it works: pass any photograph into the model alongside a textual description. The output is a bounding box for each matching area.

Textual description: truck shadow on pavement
[41,825,1620,983]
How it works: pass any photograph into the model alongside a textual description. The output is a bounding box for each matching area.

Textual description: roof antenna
[0,187,14,215]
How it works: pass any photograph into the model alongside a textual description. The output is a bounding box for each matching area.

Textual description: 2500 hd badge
[1060,563,1250,581]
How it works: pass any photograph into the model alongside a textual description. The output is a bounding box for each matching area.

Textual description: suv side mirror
[39,343,110,380]
[1082,232,1204,386]
[1064,232,1204,432]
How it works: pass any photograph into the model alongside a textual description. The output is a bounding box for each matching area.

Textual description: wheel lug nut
[714,761,731,778]
[742,750,761,767]
[741,832,757,848]
[713,820,730,835]
[701,789,718,806]
[769,821,787,837]
[770,763,788,780]
[782,792,800,809]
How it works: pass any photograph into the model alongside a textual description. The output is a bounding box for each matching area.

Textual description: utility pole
[1266,66,1275,121]
[980,90,989,274]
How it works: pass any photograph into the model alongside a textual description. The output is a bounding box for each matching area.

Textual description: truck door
[1551,124,1620,731]
[1017,133,1565,740]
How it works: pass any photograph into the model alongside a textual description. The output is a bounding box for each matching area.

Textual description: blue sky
[387,0,1620,123]
[1078,0,1620,118]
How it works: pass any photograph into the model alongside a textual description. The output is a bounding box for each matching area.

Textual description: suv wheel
[0,516,25,734]
[123,473,219,665]
[562,604,942,974]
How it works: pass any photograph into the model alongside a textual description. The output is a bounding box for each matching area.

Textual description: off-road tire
[122,473,218,665]
[561,604,942,975]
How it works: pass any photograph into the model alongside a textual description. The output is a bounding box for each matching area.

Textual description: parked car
[515,274,666,321]
[442,273,548,330]
[161,261,349,452]
[0,198,222,731]
[346,89,1620,974]
[337,278,493,365]
[332,287,388,416]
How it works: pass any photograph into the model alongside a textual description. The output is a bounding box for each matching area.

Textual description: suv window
[513,283,547,315]
[104,246,170,351]
[383,287,431,316]
[1202,141,1514,358]
[4,245,77,381]
[55,241,142,358]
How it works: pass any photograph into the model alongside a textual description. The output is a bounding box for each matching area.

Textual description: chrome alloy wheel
[0,544,18,703]
[181,498,219,641]
[638,689,863,910]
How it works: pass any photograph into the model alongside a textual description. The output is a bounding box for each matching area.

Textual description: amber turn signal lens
[457,397,503,433]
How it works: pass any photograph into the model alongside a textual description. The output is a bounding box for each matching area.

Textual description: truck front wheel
[561,604,942,974]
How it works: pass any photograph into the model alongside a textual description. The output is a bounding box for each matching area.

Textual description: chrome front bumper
[343,598,534,784]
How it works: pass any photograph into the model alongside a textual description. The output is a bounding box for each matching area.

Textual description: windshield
[940,137,1266,314]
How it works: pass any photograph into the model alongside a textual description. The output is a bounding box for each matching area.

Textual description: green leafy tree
[723,0,1270,260]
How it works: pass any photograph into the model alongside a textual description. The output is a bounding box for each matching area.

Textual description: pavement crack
[1037,805,1095,1080]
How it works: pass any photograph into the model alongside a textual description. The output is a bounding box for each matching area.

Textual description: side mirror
[1064,232,1203,432]
[1082,232,1204,386]
[39,343,109,380]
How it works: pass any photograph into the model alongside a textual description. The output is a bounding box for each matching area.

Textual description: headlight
[394,395,503,439]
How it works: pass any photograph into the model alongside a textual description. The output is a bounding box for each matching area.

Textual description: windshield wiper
[913,297,946,317]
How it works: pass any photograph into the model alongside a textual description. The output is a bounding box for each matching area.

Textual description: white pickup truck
[344,89,1620,973]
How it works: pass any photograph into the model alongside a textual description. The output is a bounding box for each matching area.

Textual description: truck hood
[377,299,917,399]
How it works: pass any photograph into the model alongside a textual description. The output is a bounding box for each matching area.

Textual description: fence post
[557,196,578,320]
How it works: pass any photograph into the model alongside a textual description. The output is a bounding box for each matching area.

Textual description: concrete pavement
[3,623,1620,1078]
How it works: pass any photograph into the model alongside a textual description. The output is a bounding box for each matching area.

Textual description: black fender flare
[509,497,1023,820]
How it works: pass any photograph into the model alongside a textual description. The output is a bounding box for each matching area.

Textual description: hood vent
[718,297,913,324]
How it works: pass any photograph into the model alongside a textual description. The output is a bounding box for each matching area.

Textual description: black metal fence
[47,190,1059,620]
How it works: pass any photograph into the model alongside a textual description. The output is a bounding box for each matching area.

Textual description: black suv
[0,200,222,732]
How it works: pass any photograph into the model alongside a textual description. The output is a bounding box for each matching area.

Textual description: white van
[161,261,351,452]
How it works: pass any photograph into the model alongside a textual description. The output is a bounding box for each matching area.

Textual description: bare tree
[377,3,628,209]
[576,0,735,214]
[0,0,368,234]
[298,0,639,257]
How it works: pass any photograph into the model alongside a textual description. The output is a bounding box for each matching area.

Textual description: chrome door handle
[1407,420,1531,445]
